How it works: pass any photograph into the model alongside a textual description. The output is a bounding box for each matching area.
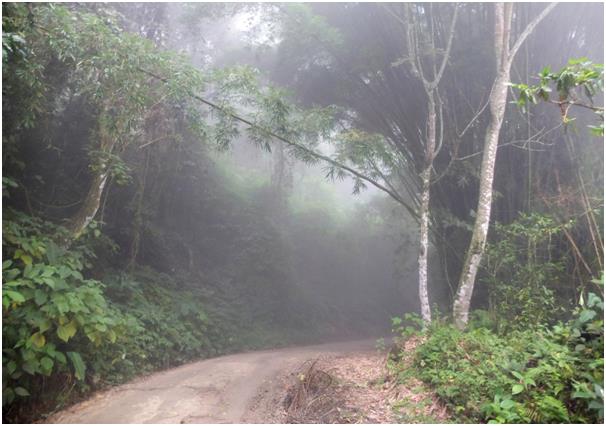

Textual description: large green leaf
[500,399,516,410]
[4,290,25,303]
[37,318,52,333]
[34,289,48,305]
[29,331,46,348]
[6,360,17,375]
[578,309,596,324]
[53,350,67,364]
[511,384,524,395]
[40,356,54,374]
[22,360,38,375]
[57,320,77,342]
[67,351,86,380]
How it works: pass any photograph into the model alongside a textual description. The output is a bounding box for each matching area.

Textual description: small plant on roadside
[391,312,424,339]
[375,337,386,352]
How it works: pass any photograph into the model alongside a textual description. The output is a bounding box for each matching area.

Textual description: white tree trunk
[418,91,437,325]
[453,71,509,328]
[453,2,510,329]
[418,164,432,324]
[400,3,457,326]
[453,2,555,329]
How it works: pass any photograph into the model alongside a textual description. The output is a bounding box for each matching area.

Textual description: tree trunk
[452,71,510,327]
[418,164,432,324]
[66,126,115,242]
[66,168,109,240]
[453,4,511,329]
[418,92,437,325]
[399,3,457,326]
[128,149,150,270]
[452,2,555,328]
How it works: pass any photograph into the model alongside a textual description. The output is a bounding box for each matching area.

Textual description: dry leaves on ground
[279,338,449,424]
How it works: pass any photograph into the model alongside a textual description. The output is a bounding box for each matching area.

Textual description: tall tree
[7,4,298,246]
[453,2,557,329]
[385,3,458,324]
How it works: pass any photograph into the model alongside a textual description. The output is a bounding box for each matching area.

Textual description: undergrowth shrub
[96,269,229,384]
[482,213,570,333]
[409,281,604,423]
[2,209,124,412]
[2,209,300,421]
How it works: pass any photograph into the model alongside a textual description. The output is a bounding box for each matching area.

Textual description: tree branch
[428,5,459,90]
[548,99,604,112]
[508,3,558,64]
[139,67,420,219]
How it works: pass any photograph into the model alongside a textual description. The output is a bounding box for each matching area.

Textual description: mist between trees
[2,2,603,423]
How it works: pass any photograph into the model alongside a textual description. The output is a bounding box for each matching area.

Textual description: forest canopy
[2,2,604,423]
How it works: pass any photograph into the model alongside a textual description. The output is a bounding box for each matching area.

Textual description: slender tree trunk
[66,168,109,240]
[418,164,432,324]
[453,72,510,328]
[128,149,150,270]
[418,93,437,324]
[453,2,556,328]
[398,3,457,326]
[66,125,115,242]
[453,3,511,329]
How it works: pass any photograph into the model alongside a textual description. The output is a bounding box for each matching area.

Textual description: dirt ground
[45,339,376,423]
[245,336,449,424]
[46,337,447,424]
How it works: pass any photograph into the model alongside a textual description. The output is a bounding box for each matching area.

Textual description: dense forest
[2,2,604,424]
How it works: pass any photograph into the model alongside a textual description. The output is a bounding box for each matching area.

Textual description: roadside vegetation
[2,4,406,421]
[389,276,603,423]
[2,2,603,424]
[387,199,604,423]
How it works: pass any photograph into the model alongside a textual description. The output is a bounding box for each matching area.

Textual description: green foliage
[3,3,327,200]
[391,312,424,339]
[482,213,570,332]
[331,129,398,195]
[278,3,344,56]
[1,208,302,416]
[95,269,223,383]
[2,3,47,133]
[2,209,121,407]
[512,58,604,135]
[408,284,604,423]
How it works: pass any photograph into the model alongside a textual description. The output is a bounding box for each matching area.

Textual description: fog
[2,4,603,419]
[145,2,432,337]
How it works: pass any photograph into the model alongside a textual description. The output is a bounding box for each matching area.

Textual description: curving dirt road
[47,339,377,424]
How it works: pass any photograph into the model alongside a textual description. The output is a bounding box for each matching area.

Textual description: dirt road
[47,339,377,424]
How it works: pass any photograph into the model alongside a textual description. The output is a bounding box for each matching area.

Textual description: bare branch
[428,5,459,90]
[508,3,558,64]
[494,3,505,70]
[457,89,492,138]
[456,123,563,160]
[434,91,445,156]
